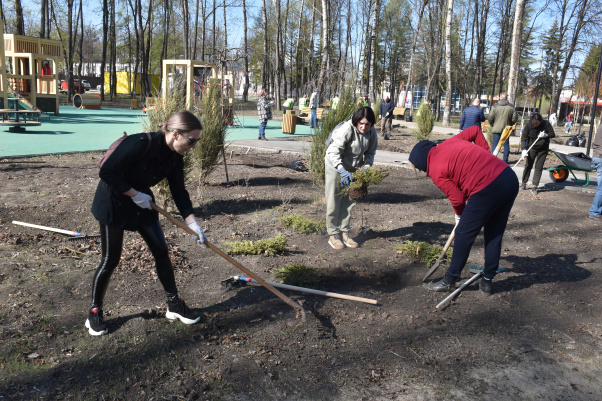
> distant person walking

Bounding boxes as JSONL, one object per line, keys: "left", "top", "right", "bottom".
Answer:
{"left": 257, "top": 89, "right": 272, "bottom": 140}
{"left": 519, "top": 112, "right": 555, "bottom": 194}
{"left": 379, "top": 96, "right": 395, "bottom": 137}
{"left": 488, "top": 92, "right": 518, "bottom": 163}
{"left": 459, "top": 98, "right": 486, "bottom": 131}
{"left": 309, "top": 88, "right": 320, "bottom": 128}
{"left": 565, "top": 112, "right": 574, "bottom": 134}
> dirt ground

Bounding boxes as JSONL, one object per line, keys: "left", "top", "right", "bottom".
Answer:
{"left": 1, "top": 124, "right": 601, "bottom": 401}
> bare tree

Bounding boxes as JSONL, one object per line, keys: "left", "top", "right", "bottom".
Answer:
{"left": 15, "top": 0, "right": 24, "bottom": 35}
{"left": 317, "top": 0, "right": 330, "bottom": 91}
{"left": 404, "top": 0, "right": 429, "bottom": 116}
{"left": 242, "top": 0, "right": 249, "bottom": 101}
{"left": 442, "top": 0, "right": 454, "bottom": 126}
{"left": 369, "top": 0, "right": 380, "bottom": 101}
{"left": 261, "top": 0, "right": 268, "bottom": 91}
{"left": 472, "top": 0, "right": 490, "bottom": 98}
{"left": 274, "top": 0, "right": 282, "bottom": 109}
{"left": 507, "top": 0, "right": 526, "bottom": 104}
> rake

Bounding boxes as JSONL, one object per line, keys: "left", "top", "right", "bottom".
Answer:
{"left": 12, "top": 221, "right": 100, "bottom": 242}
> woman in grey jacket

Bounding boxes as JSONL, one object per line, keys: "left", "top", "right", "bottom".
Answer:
{"left": 324, "top": 107, "right": 378, "bottom": 249}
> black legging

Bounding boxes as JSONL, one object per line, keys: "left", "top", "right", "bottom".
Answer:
{"left": 91, "top": 221, "right": 178, "bottom": 308}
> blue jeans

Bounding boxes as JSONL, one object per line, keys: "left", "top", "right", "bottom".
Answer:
{"left": 566, "top": 121, "right": 573, "bottom": 133}
{"left": 310, "top": 108, "right": 317, "bottom": 128}
{"left": 492, "top": 133, "right": 510, "bottom": 163}
{"left": 258, "top": 121, "right": 267, "bottom": 138}
{"left": 589, "top": 157, "right": 602, "bottom": 217}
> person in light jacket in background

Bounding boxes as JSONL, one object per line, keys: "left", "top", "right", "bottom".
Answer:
{"left": 257, "top": 89, "right": 272, "bottom": 140}
{"left": 408, "top": 126, "right": 519, "bottom": 296}
{"left": 309, "top": 88, "right": 320, "bottom": 128}
{"left": 324, "top": 107, "right": 378, "bottom": 250}
{"left": 519, "top": 112, "right": 555, "bottom": 194}
{"left": 460, "top": 98, "right": 486, "bottom": 131}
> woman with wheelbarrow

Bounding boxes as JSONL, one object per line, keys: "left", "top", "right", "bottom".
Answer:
{"left": 87, "top": 110, "right": 207, "bottom": 336}
{"left": 520, "top": 112, "right": 555, "bottom": 195}
{"left": 408, "top": 126, "right": 519, "bottom": 296}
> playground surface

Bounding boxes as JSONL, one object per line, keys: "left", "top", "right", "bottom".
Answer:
{"left": 0, "top": 106, "right": 311, "bottom": 157}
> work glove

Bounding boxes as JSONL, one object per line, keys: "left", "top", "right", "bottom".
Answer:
{"left": 522, "top": 150, "right": 528, "bottom": 158}
{"left": 379, "top": 115, "right": 382, "bottom": 119}
{"left": 362, "top": 164, "right": 371, "bottom": 171}
{"left": 454, "top": 214, "right": 461, "bottom": 225}
{"left": 131, "top": 191, "right": 152, "bottom": 210}
{"left": 338, "top": 166, "right": 353, "bottom": 187}
{"left": 187, "top": 220, "right": 207, "bottom": 244}
{"left": 385, "top": 112, "right": 390, "bottom": 117}
{"left": 538, "top": 132, "right": 548, "bottom": 138}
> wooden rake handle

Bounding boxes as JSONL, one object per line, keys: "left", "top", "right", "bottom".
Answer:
{"left": 422, "top": 225, "right": 456, "bottom": 283}
{"left": 150, "top": 202, "right": 305, "bottom": 317}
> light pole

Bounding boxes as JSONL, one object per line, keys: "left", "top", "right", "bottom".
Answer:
{"left": 366, "top": 35, "right": 376, "bottom": 96}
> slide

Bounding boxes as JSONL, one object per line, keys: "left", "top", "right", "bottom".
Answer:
{"left": 5, "top": 83, "right": 41, "bottom": 112}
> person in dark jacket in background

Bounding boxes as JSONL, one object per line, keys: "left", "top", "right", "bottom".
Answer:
{"left": 519, "top": 112, "right": 556, "bottom": 194}
{"left": 408, "top": 126, "right": 519, "bottom": 296}
{"left": 379, "top": 96, "right": 395, "bottom": 137}
{"left": 87, "top": 110, "right": 206, "bottom": 336}
{"left": 488, "top": 92, "right": 518, "bottom": 163}
{"left": 459, "top": 98, "right": 486, "bottom": 131}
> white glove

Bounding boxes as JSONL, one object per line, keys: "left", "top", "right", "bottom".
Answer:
{"left": 454, "top": 214, "right": 461, "bottom": 225}
{"left": 187, "top": 220, "right": 207, "bottom": 244}
{"left": 131, "top": 191, "right": 152, "bottom": 210}
{"left": 379, "top": 115, "right": 382, "bottom": 119}
{"left": 537, "top": 132, "right": 548, "bottom": 138}
{"left": 522, "top": 150, "right": 528, "bottom": 158}
{"left": 385, "top": 112, "right": 390, "bottom": 117}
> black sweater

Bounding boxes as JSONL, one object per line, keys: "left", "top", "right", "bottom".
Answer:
{"left": 91, "top": 131, "right": 194, "bottom": 230}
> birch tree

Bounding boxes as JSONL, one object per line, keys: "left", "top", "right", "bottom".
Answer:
{"left": 442, "top": 0, "right": 454, "bottom": 126}
{"left": 507, "top": 0, "right": 526, "bottom": 104}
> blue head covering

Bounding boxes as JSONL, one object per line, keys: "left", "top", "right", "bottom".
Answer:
{"left": 409, "top": 140, "right": 437, "bottom": 172}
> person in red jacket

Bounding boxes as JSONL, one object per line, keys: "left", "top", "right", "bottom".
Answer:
{"left": 408, "top": 126, "right": 519, "bottom": 295}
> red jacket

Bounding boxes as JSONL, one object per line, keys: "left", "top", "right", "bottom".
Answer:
{"left": 426, "top": 126, "right": 507, "bottom": 215}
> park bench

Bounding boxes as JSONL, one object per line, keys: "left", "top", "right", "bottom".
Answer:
{"left": 299, "top": 107, "right": 325, "bottom": 124}
{"left": 393, "top": 107, "right": 406, "bottom": 119}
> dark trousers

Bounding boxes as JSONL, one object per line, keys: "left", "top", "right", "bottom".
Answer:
{"left": 91, "top": 221, "right": 177, "bottom": 308}
{"left": 521, "top": 146, "right": 548, "bottom": 187}
{"left": 445, "top": 168, "right": 519, "bottom": 281}
{"left": 492, "top": 133, "right": 510, "bottom": 163}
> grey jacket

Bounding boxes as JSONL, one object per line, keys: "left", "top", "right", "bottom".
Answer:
{"left": 325, "top": 121, "right": 378, "bottom": 171}
{"left": 592, "top": 124, "right": 602, "bottom": 159}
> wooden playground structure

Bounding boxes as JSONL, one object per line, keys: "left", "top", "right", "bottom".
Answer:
{"left": 0, "top": 19, "right": 61, "bottom": 126}
{"left": 161, "top": 59, "right": 241, "bottom": 126}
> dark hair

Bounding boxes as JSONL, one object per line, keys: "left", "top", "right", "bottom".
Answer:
{"left": 159, "top": 110, "right": 202, "bottom": 134}
{"left": 530, "top": 112, "right": 543, "bottom": 123}
{"left": 351, "top": 106, "right": 376, "bottom": 126}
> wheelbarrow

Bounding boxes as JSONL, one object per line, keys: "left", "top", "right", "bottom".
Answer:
{"left": 547, "top": 150, "right": 596, "bottom": 186}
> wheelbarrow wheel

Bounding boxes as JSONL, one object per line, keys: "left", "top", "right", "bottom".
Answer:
{"left": 549, "top": 165, "right": 568, "bottom": 183}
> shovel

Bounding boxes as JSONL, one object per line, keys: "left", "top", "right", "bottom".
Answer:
{"left": 150, "top": 202, "right": 307, "bottom": 322}
{"left": 422, "top": 225, "right": 456, "bottom": 283}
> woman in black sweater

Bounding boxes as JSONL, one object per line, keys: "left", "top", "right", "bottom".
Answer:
{"left": 87, "top": 110, "right": 206, "bottom": 336}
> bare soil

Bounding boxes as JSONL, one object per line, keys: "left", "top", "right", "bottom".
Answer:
{"left": 0, "top": 125, "right": 601, "bottom": 401}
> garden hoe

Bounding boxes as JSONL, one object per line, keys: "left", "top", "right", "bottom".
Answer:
{"left": 12, "top": 220, "right": 100, "bottom": 242}
{"left": 150, "top": 202, "right": 307, "bottom": 323}
{"left": 221, "top": 275, "right": 379, "bottom": 305}
{"left": 422, "top": 225, "right": 456, "bottom": 283}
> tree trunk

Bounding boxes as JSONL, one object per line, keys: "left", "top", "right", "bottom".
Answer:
{"left": 294, "top": 0, "right": 305, "bottom": 96}
{"left": 222, "top": 0, "right": 227, "bottom": 48}
{"left": 317, "top": 0, "right": 329, "bottom": 90}
{"left": 193, "top": 0, "right": 199, "bottom": 59}
{"left": 442, "top": 0, "right": 454, "bottom": 126}
{"left": 261, "top": 0, "right": 268, "bottom": 92}
{"left": 182, "top": 0, "right": 189, "bottom": 58}
{"left": 110, "top": 0, "right": 117, "bottom": 99}
{"left": 100, "top": 0, "right": 109, "bottom": 100}
{"left": 15, "top": 0, "right": 25, "bottom": 35}
{"left": 507, "top": 0, "right": 525, "bottom": 104}
{"left": 77, "top": 0, "right": 83, "bottom": 85}
{"left": 242, "top": 0, "right": 249, "bottom": 101}
{"left": 369, "top": 0, "right": 380, "bottom": 102}
{"left": 473, "top": 0, "right": 490, "bottom": 98}
{"left": 274, "top": 0, "right": 281, "bottom": 109}
{"left": 404, "top": 0, "right": 429, "bottom": 116}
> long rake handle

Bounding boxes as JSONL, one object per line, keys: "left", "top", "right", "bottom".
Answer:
{"left": 436, "top": 272, "right": 481, "bottom": 309}
{"left": 239, "top": 277, "right": 378, "bottom": 305}
{"left": 422, "top": 225, "right": 456, "bottom": 283}
{"left": 150, "top": 203, "right": 305, "bottom": 315}
{"left": 12, "top": 220, "right": 83, "bottom": 236}
{"left": 511, "top": 137, "right": 541, "bottom": 169}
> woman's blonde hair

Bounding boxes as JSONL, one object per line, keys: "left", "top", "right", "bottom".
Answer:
{"left": 159, "top": 110, "right": 202, "bottom": 134}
